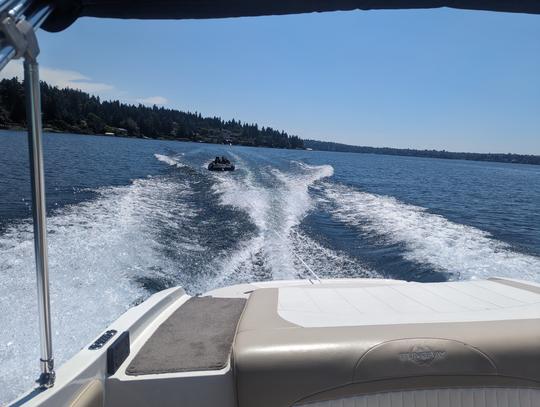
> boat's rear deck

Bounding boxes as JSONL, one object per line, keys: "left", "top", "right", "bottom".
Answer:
{"left": 126, "top": 297, "right": 245, "bottom": 375}
{"left": 233, "top": 279, "right": 540, "bottom": 406}
{"left": 17, "top": 278, "right": 540, "bottom": 407}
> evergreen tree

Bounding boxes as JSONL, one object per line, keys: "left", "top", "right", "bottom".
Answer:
{"left": 0, "top": 78, "right": 304, "bottom": 150}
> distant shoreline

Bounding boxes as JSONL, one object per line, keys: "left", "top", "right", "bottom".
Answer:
{"left": 304, "top": 139, "right": 540, "bottom": 166}
{"left": 2, "top": 78, "right": 538, "bottom": 166}
{"left": 2, "top": 127, "right": 538, "bottom": 166}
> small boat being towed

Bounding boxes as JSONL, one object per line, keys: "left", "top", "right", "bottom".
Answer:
{"left": 208, "top": 156, "right": 235, "bottom": 171}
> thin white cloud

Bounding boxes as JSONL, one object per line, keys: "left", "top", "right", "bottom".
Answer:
{"left": 136, "top": 96, "right": 168, "bottom": 106}
{"left": 1, "top": 61, "right": 170, "bottom": 108}
{"left": 1, "top": 60, "right": 115, "bottom": 93}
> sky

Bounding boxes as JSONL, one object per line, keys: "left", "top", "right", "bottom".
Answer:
{"left": 2, "top": 8, "right": 539, "bottom": 154}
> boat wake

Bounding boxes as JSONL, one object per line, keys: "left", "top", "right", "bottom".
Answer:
{"left": 322, "top": 183, "right": 540, "bottom": 281}
{"left": 0, "top": 174, "right": 198, "bottom": 403}
{"left": 154, "top": 153, "right": 187, "bottom": 168}
{"left": 208, "top": 160, "right": 374, "bottom": 285}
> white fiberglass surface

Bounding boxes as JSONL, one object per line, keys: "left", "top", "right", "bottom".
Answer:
{"left": 278, "top": 280, "right": 540, "bottom": 327}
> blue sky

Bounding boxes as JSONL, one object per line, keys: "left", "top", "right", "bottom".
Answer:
{"left": 3, "top": 8, "right": 540, "bottom": 154}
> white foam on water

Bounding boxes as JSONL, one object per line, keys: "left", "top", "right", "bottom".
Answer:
{"left": 288, "top": 229, "right": 377, "bottom": 279}
{"left": 154, "top": 153, "right": 187, "bottom": 168}
{"left": 204, "top": 229, "right": 376, "bottom": 291}
{"left": 271, "top": 162, "right": 334, "bottom": 232}
{"left": 204, "top": 234, "right": 267, "bottom": 290}
{"left": 0, "top": 175, "right": 197, "bottom": 404}
{"left": 210, "top": 161, "right": 372, "bottom": 280}
{"left": 324, "top": 183, "right": 540, "bottom": 281}
{"left": 212, "top": 168, "right": 270, "bottom": 231}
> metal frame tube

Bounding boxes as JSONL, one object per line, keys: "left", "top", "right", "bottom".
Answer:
{"left": 0, "top": 45, "right": 15, "bottom": 70}
{"left": 24, "top": 56, "right": 55, "bottom": 388}
{"left": 0, "top": 0, "right": 56, "bottom": 389}
{"left": 0, "top": 3, "right": 52, "bottom": 72}
{"left": 0, "top": 0, "right": 22, "bottom": 15}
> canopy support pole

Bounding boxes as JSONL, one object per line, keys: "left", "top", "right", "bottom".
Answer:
{"left": 0, "top": 1, "right": 57, "bottom": 389}
{"left": 24, "top": 55, "right": 55, "bottom": 388}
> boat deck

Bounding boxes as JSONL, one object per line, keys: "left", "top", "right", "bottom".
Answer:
{"left": 126, "top": 297, "right": 246, "bottom": 375}
{"left": 13, "top": 278, "right": 540, "bottom": 407}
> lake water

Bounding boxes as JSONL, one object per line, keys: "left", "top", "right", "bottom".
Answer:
{"left": 1, "top": 130, "right": 539, "bottom": 402}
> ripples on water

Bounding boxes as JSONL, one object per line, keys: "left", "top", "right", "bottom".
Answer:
{"left": 0, "top": 130, "right": 539, "bottom": 402}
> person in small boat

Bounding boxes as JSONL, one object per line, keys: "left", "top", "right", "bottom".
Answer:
{"left": 211, "top": 156, "right": 231, "bottom": 166}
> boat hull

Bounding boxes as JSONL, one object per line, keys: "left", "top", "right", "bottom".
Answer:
{"left": 207, "top": 163, "right": 235, "bottom": 171}
{"left": 12, "top": 278, "right": 540, "bottom": 407}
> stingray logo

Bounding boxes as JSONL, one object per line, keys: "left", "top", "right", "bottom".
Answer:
{"left": 399, "top": 345, "right": 447, "bottom": 366}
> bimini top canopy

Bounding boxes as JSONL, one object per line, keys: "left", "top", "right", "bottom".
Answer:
{"left": 42, "top": 0, "right": 540, "bottom": 32}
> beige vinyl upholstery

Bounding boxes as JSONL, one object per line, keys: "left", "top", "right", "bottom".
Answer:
{"left": 295, "top": 388, "right": 540, "bottom": 407}
{"left": 233, "top": 281, "right": 540, "bottom": 407}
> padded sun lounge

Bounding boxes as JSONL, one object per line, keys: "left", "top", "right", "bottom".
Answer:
{"left": 233, "top": 279, "right": 540, "bottom": 407}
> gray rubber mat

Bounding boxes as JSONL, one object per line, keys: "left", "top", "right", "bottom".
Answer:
{"left": 126, "top": 296, "right": 246, "bottom": 375}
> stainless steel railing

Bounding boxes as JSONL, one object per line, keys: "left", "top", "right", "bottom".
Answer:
{"left": 0, "top": 0, "right": 55, "bottom": 389}
{"left": 0, "top": 1, "right": 51, "bottom": 68}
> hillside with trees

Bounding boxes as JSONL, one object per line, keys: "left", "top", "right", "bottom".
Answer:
{"left": 304, "top": 140, "right": 540, "bottom": 165}
{"left": 0, "top": 78, "right": 538, "bottom": 165}
{"left": 0, "top": 78, "right": 304, "bottom": 149}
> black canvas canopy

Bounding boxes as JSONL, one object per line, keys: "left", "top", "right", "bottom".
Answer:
{"left": 42, "top": 0, "right": 540, "bottom": 32}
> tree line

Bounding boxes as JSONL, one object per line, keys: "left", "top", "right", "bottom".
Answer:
{"left": 1, "top": 77, "right": 537, "bottom": 166}
{"left": 0, "top": 78, "right": 305, "bottom": 149}
{"left": 304, "top": 140, "right": 540, "bottom": 166}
